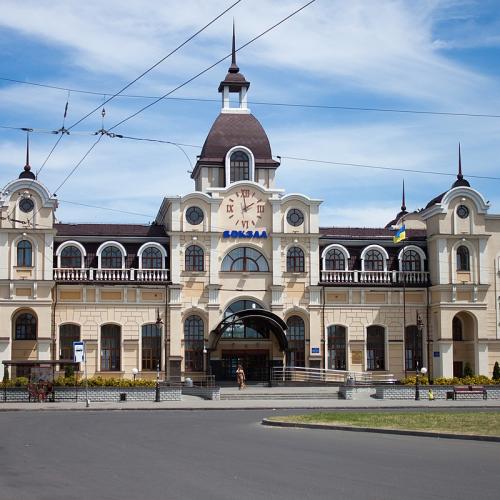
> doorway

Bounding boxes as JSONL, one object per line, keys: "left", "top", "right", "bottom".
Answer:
{"left": 221, "top": 350, "right": 269, "bottom": 382}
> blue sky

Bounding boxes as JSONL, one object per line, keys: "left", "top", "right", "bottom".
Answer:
{"left": 1, "top": 0, "right": 499, "bottom": 227}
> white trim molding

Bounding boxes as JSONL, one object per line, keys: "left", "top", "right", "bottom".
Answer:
{"left": 397, "top": 245, "right": 426, "bottom": 271}
{"left": 137, "top": 242, "right": 167, "bottom": 269}
{"left": 361, "top": 245, "right": 389, "bottom": 271}
{"left": 321, "top": 244, "right": 350, "bottom": 271}
{"left": 96, "top": 241, "right": 127, "bottom": 269}
{"left": 55, "top": 240, "right": 87, "bottom": 268}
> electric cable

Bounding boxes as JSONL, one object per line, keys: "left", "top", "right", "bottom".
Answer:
{"left": 106, "top": 0, "right": 318, "bottom": 131}
{"left": 66, "top": 0, "right": 243, "bottom": 130}
{"left": 3, "top": 77, "right": 500, "bottom": 119}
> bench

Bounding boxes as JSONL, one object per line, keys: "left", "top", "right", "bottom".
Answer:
{"left": 453, "top": 385, "right": 487, "bottom": 400}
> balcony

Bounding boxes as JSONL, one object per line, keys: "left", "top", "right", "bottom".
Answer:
{"left": 320, "top": 270, "right": 429, "bottom": 286}
{"left": 54, "top": 268, "right": 170, "bottom": 283}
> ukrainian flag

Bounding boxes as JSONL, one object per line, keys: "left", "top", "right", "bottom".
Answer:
{"left": 393, "top": 225, "right": 406, "bottom": 243}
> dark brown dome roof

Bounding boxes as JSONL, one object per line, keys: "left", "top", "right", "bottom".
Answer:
{"left": 192, "top": 113, "right": 279, "bottom": 177}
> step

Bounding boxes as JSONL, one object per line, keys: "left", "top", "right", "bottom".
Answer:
{"left": 221, "top": 392, "right": 341, "bottom": 400}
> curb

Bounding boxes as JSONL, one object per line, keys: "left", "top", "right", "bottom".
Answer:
{"left": 1, "top": 404, "right": 499, "bottom": 412}
{"left": 261, "top": 418, "right": 500, "bottom": 442}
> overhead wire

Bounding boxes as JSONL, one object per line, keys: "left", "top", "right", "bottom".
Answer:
{"left": 3, "top": 77, "right": 500, "bottom": 120}
{"left": 66, "top": 0, "right": 244, "bottom": 131}
{"left": 106, "top": 0, "right": 318, "bottom": 131}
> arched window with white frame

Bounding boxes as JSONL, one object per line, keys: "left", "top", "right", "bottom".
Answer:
{"left": 138, "top": 243, "right": 166, "bottom": 269}
{"left": 97, "top": 242, "right": 126, "bottom": 269}
{"left": 225, "top": 146, "right": 254, "bottom": 185}
{"left": 398, "top": 245, "right": 426, "bottom": 272}
{"left": 361, "top": 245, "right": 388, "bottom": 272}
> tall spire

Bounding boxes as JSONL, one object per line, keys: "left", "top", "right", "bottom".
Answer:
{"left": 229, "top": 19, "right": 239, "bottom": 73}
{"left": 19, "top": 131, "right": 35, "bottom": 180}
{"left": 401, "top": 179, "right": 407, "bottom": 212}
{"left": 457, "top": 142, "right": 463, "bottom": 181}
{"left": 452, "top": 142, "right": 470, "bottom": 188}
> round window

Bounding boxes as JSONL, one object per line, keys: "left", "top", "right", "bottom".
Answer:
{"left": 287, "top": 208, "right": 304, "bottom": 227}
{"left": 186, "top": 206, "right": 204, "bottom": 225}
{"left": 19, "top": 198, "right": 34, "bottom": 213}
{"left": 457, "top": 205, "right": 469, "bottom": 219}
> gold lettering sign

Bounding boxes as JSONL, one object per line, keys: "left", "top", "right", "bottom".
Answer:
{"left": 351, "top": 351, "right": 363, "bottom": 364}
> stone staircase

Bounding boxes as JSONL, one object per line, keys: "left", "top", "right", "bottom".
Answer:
{"left": 220, "top": 386, "right": 341, "bottom": 400}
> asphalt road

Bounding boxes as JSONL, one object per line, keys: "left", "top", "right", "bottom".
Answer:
{"left": 0, "top": 410, "right": 498, "bottom": 500}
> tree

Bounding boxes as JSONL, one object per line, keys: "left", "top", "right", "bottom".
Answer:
{"left": 493, "top": 361, "right": 500, "bottom": 381}
{"left": 463, "top": 362, "right": 474, "bottom": 377}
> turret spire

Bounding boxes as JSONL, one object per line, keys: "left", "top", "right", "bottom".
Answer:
{"left": 457, "top": 142, "right": 463, "bottom": 181}
{"left": 19, "top": 131, "right": 35, "bottom": 180}
{"left": 401, "top": 179, "right": 407, "bottom": 213}
{"left": 451, "top": 142, "right": 470, "bottom": 188}
{"left": 229, "top": 20, "right": 239, "bottom": 73}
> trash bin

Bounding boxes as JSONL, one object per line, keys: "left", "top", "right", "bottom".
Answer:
{"left": 119, "top": 393, "right": 127, "bottom": 402}
{"left": 446, "top": 391, "right": 454, "bottom": 400}
{"left": 185, "top": 378, "right": 193, "bottom": 388}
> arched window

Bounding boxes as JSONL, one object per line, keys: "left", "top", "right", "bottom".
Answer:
{"left": 327, "top": 325, "right": 346, "bottom": 370}
{"left": 287, "top": 247, "right": 305, "bottom": 272}
{"left": 101, "top": 324, "right": 121, "bottom": 371}
{"left": 367, "top": 325, "right": 385, "bottom": 371}
{"left": 452, "top": 316, "right": 463, "bottom": 341}
{"left": 221, "top": 247, "right": 269, "bottom": 272}
{"left": 402, "top": 249, "right": 421, "bottom": 272}
{"left": 457, "top": 246, "right": 470, "bottom": 271}
{"left": 59, "top": 324, "right": 80, "bottom": 360}
{"left": 185, "top": 245, "right": 204, "bottom": 272}
{"left": 17, "top": 240, "right": 32, "bottom": 267}
{"left": 142, "top": 324, "right": 161, "bottom": 370}
{"left": 405, "top": 325, "right": 422, "bottom": 371}
{"left": 184, "top": 315, "right": 204, "bottom": 372}
{"left": 101, "top": 246, "right": 123, "bottom": 269}
{"left": 142, "top": 247, "right": 163, "bottom": 269}
{"left": 222, "top": 300, "right": 265, "bottom": 339}
{"left": 14, "top": 312, "right": 37, "bottom": 340}
{"left": 230, "top": 151, "right": 250, "bottom": 183}
{"left": 60, "top": 246, "right": 83, "bottom": 268}
{"left": 364, "top": 249, "right": 384, "bottom": 271}
{"left": 325, "top": 248, "right": 346, "bottom": 271}
{"left": 286, "top": 316, "right": 305, "bottom": 367}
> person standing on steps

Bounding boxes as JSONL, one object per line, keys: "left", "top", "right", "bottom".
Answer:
{"left": 236, "top": 364, "right": 246, "bottom": 390}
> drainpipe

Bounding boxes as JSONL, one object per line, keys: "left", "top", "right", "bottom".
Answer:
{"left": 495, "top": 257, "right": 499, "bottom": 340}
{"left": 426, "top": 287, "right": 432, "bottom": 384}
{"left": 164, "top": 283, "right": 169, "bottom": 380}
{"left": 322, "top": 285, "right": 326, "bottom": 369}
{"left": 51, "top": 282, "right": 58, "bottom": 361}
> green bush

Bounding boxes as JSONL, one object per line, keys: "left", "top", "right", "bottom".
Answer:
{"left": 401, "top": 375, "right": 498, "bottom": 386}
{"left": 14, "top": 377, "right": 29, "bottom": 387}
{"left": 493, "top": 361, "right": 500, "bottom": 381}
{"left": 463, "top": 362, "right": 474, "bottom": 377}
{"left": 64, "top": 365, "right": 75, "bottom": 378}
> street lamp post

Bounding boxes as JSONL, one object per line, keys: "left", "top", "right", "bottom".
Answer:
{"left": 132, "top": 367, "right": 138, "bottom": 382}
{"left": 155, "top": 361, "right": 161, "bottom": 403}
{"left": 415, "top": 363, "right": 428, "bottom": 400}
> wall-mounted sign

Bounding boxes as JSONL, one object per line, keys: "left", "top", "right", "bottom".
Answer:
{"left": 311, "top": 347, "right": 320, "bottom": 354}
{"left": 223, "top": 230, "right": 268, "bottom": 239}
{"left": 433, "top": 351, "right": 440, "bottom": 358}
{"left": 73, "top": 341, "right": 85, "bottom": 363}
{"left": 351, "top": 351, "right": 363, "bottom": 364}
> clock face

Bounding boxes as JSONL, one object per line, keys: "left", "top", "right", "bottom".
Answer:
{"left": 224, "top": 188, "right": 266, "bottom": 229}
{"left": 19, "top": 197, "right": 34, "bottom": 213}
{"left": 457, "top": 205, "right": 469, "bottom": 219}
{"left": 186, "top": 206, "right": 204, "bottom": 225}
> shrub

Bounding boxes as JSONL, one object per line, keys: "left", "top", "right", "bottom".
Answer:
{"left": 493, "top": 361, "right": 500, "bottom": 381}
{"left": 463, "top": 362, "right": 474, "bottom": 377}
{"left": 14, "top": 377, "right": 29, "bottom": 387}
{"left": 64, "top": 365, "right": 75, "bottom": 378}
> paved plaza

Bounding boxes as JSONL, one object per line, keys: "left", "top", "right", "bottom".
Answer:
{"left": 0, "top": 409, "right": 498, "bottom": 500}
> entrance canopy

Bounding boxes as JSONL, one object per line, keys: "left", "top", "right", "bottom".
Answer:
{"left": 209, "top": 309, "right": 288, "bottom": 351}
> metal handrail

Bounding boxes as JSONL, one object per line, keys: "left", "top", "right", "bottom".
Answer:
{"left": 271, "top": 366, "right": 396, "bottom": 385}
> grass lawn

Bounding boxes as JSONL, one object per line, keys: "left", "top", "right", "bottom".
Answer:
{"left": 269, "top": 412, "right": 500, "bottom": 436}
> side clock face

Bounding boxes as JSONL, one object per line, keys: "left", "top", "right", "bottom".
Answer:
{"left": 224, "top": 188, "right": 266, "bottom": 229}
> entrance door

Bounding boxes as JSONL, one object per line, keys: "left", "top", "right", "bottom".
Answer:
{"left": 221, "top": 351, "right": 269, "bottom": 382}
{"left": 453, "top": 361, "right": 463, "bottom": 378}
